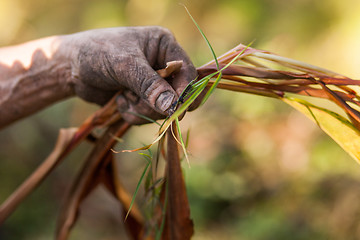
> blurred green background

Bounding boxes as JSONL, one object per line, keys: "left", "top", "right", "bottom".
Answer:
{"left": 2, "top": 0, "right": 360, "bottom": 239}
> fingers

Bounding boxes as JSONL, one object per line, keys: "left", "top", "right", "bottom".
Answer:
{"left": 74, "top": 26, "right": 201, "bottom": 121}
{"left": 123, "top": 57, "right": 178, "bottom": 116}
{"left": 163, "top": 49, "right": 201, "bottom": 112}
{"left": 158, "top": 31, "right": 197, "bottom": 93}
{"left": 154, "top": 29, "right": 200, "bottom": 110}
{"left": 74, "top": 81, "right": 117, "bottom": 105}
{"left": 116, "top": 90, "right": 165, "bottom": 125}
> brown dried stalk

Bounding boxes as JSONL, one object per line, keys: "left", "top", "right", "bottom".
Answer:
{"left": 0, "top": 93, "right": 122, "bottom": 225}
{"left": 160, "top": 123, "right": 194, "bottom": 240}
{"left": 0, "top": 60, "right": 192, "bottom": 240}
{"left": 197, "top": 44, "right": 360, "bottom": 132}
{"left": 56, "top": 120, "right": 131, "bottom": 240}
{"left": 2, "top": 42, "right": 360, "bottom": 240}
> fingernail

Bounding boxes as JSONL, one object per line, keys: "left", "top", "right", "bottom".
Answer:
{"left": 116, "top": 95, "right": 129, "bottom": 112}
{"left": 155, "top": 91, "right": 175, "bottom": 113}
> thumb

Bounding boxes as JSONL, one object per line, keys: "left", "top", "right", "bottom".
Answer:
{"left": 124, "top": 58, "right": 178, "bottom": 115}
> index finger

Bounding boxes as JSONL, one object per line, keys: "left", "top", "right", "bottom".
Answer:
{"left": 157, "top": 33, "right": 198, "bottom": 96}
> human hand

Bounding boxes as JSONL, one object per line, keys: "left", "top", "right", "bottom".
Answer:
{"left": 67, "top": 26, "right": 197, "bottom": 124}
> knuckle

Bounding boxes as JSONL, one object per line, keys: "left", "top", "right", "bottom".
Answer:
{"left": 160, "top": 27, "right": 173, "bottom": 37}
{"left": 151, "top": 26, "right": 172, "bottom": 36}
{"left": 139, "top": 73, "right": 159, "bottom": 98}
{"left": 150, "top": 26, "right": 175, "bottom": 45}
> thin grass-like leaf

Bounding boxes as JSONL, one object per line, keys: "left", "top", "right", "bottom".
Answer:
{"left": 185, "top": 129, "right": 191, "bottom": 149}
{"left": 200, "top": 42, "right": 253, "bottom": 105}
{"left": 124, "top": 153, "right": 152, "bottom": 221}
{"left": 175, "top": 117, "right": 190, "bottom": 167}
{"left": 251, "top": 51, "right": 341, "bottom": 76}
{"left": 182, "top": 4, "right": 219, "bottom": 70}
{"left": 286, "top": 97, "right": 357, "bottom": 131}
{"left": 155, "top": 180, "right": 168, "bottom": 240}
{"left": 122, "top": 125, "right": 169, "bottom": 153}
{"left": 200, "top": 72, "right": 222, "bottom": 106}
{"left": 125, "top": 111, "right": 161, "bottom": 126}
{"left": 160, "top": 73, "right": 216, "bottom": 133}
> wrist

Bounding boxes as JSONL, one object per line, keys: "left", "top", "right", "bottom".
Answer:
{"left": 52, "top": 34, "right": 78, "bottom": 98}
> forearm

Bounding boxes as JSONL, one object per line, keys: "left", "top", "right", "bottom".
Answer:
{"left": 0, "top": 36, "right": 74, "bottom": 129}
{"left": 0, "top": 27, "right": 198, "bottom": 127}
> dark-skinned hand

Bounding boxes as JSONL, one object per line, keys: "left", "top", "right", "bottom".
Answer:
{"left": 69, "top": 26, "right": 198, "bottom": 124}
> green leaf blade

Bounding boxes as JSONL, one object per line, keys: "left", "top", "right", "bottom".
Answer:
{"left": 182, "top": 4, "right": 219, "bottom": 70}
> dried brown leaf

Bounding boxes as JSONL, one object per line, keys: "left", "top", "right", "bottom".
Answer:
{"left": 102, "top": 159, "right": 146, "bottom": 240}
{"left": 160, "top": 123, "right": 193, "bottom": 240}
{"left": 0, "top": 128, "right": 78, "bottom": 224}
{"left": 56, "top": 120, "right": 130, "bottom": 240}
{"left": 157, "top": 61, "right": 183, "bottom": 78}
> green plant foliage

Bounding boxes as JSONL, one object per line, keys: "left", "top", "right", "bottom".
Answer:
{"left": 3, "top": 1, "right": 360, "bottom": 240}
{"left": 124, "top": 150, "right": 152, "bottom": 221}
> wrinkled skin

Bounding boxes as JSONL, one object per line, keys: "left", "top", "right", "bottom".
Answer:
{"left": 69, "top": 26, "right": 198, "bottom": 124}
{"left": 0, "top": 26, "right": 197, "bottom": 128}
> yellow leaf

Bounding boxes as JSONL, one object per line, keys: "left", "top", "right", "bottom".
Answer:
{"left": 283, "top": 98, "right": 360, "bottom": 163}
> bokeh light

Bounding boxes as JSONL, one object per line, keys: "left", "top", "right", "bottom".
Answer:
{"left": 2, "top": 0, "right": 360, "bottom": 239}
